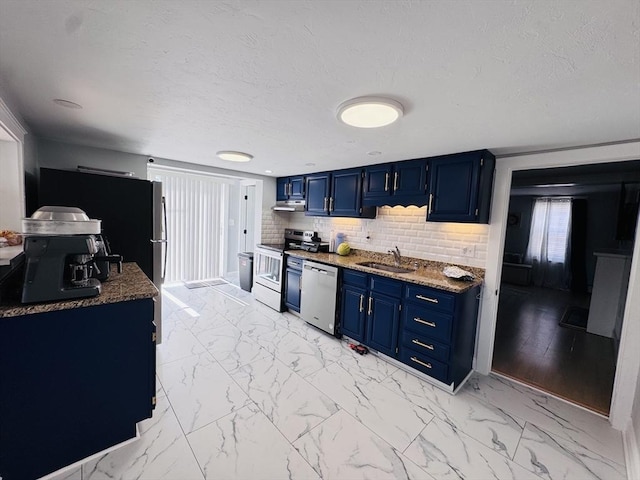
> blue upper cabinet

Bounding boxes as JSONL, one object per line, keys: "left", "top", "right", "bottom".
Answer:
{"left": 276, "top": 178, "right": 289, "bottom": 201}
{"left": 427, "top": 150, "right": 495, "bottom": 223}
{"left": 276, "top": 175, "right": 306, "bottom": 201}
{"left": 363, "top": 159, "right": 428, "bottom": 207}
{"left": 362, "top": 164, "right": 392, "bottom": 200}
{"left": 305, "top": 172, "right": 331, "bottom": 216}
{"left": 305, "top": 169, "right": 376, "bottom": 218}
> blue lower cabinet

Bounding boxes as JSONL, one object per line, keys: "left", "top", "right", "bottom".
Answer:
{"left": 285, "top": 267, "right": 302, "bottom": 312}
{"left": 365, "top": 291, "right": 400, "bottom": 358}
{"left": 398, "top": 347, "right": 449, "bottom": 384}
{"left": 0, "top": 299, "right": 156, "bottom": 480}
{"left": 340, "top": 284, "right": 367, "bottom": 342}
{"left": 400, "top": 329, "right": 450, "bottom": 363}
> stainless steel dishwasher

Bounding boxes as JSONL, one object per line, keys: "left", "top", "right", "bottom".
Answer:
{"left": 300, "top": 260, "right": 338, "bottom": 335}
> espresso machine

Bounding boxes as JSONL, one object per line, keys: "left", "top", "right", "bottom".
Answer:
{"left": 20, "top": 206, "right": 122, "bottom": 304}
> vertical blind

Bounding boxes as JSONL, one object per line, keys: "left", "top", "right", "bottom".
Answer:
{"left": 148, "top": 166, "right": 228, "bottom": 284}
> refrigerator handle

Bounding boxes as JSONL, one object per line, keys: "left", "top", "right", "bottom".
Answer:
{"left": 162, "top": 196, "right": 168, "bottom": 281}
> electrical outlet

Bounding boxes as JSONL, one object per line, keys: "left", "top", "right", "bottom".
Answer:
{"left": 461, "top": 245, "right": 476, "bottom": 257}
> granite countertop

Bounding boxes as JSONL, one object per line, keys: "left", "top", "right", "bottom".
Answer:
{"left": 286, "top": 249, "right": 483, "bottom": 293}
{"left": 0, "top": 262, "right": 158, "bottom": 318}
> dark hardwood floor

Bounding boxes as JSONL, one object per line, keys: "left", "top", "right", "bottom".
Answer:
{"left": 492, "top": 283, "right": 617, "bottom": 416}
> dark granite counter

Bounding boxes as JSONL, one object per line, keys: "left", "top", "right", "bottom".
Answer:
{"left": 0, "top": 262, "right": 158, "bottom": 318}
{"left": 285, "top": 249, "right": 483, "bottom": 293}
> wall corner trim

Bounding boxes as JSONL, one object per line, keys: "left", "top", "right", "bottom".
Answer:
{"left": 624, "top": 419, "right": 640, "bottom": 480}
{"left": 0, "top": 96, "right": 27, "bottom": 140}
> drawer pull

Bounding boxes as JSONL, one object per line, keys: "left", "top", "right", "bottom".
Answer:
{"left": 416, "top": 294, "right": 438, "bottom": 304}
{"left": 410, "top": 356, "right": 432, "bottom": 369}
{"left": 414, "top": 317, "right": 436, "bottom": 328}
{"left": 359, "top": 294, "right": 364, "bottom": 313}
{"left": 412, "top": 339, "right": 434, "bottom": 350}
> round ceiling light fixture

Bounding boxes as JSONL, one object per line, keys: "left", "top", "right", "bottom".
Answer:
{"left": 216, "top": 151, "right": 253, "bottom": 162}
{"left": 53, "top": 98, "right": 83, "bottom": 109}
{"left": 337, "top": 96, "right": 403, "bottom": 128}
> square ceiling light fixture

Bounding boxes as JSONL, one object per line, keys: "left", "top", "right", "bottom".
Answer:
{"left": 216, "top": 151, "right": 253, "bottom": 162}
{"left": 337, "top": 96, "right": 403, "bottom": 128}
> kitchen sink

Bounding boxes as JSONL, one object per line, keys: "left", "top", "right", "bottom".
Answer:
{"left": 356, "top": 261, "right": 414, "bottom": 274}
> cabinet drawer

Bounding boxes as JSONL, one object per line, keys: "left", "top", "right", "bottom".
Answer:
{"left": 400, "top": 330, "right": 450, "bottom": 363}
{"left": 286, "top": 256, "right": 304, "bottom": 270}
{"left": 369, "top": 275, "right": 403, "bottom": 297}
{"left": 403, "top": 302, "right": 453, "bottom": 343}
{"left": 405, "top": 284, "right": 455, "bottom": 312}
{"left": 399, "top": 347, "right": 449, "bottom": 384}
{"left": 343, "top": 269, "right": 368, "bottom": 288}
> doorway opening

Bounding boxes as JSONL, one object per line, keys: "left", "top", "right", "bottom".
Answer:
{"left": 492, "top": 160, "right": 640, "bottom": 415}
{"left": 147, "top": 165, "right": 259, "bottom": 286}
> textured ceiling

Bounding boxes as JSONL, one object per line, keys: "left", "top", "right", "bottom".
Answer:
{"left": 0, "top": 0, "right": 639, "bottom": 177}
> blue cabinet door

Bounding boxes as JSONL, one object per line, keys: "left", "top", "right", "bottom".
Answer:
{"left": 276, "top": 177, "right": 289, "bottom": 201}
{"left": 427, "top": 152, "right": 481, "bottom": 222}
{"left": 363, "top": 164, "right": 392, "bottom": 200}
{"left": 305, "top": 173, "right": 331, "bottom": 216}
{"left": 331, "top": 168, "right": 362, "bottom": 217}
{"left": 394, "top": 158, "right": 428, "bottom": 197}
{"left": 340, "top": 284, "right": 367, "bottom": 342}
{"left": 285, "top": 267, "right": 302, "bottom": 312}
{"left": 289, "top": 175, "right": 306, "bottom": 200}
{"left": 365, "top": 291, "right": 400, "bottom": 357}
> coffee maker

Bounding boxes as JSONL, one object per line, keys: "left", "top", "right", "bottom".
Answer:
{"left": 21, "top": 235, "right": 103, "bottom": 303}
{"left": 20, "top": 206, "right": 120, "bottom": 304}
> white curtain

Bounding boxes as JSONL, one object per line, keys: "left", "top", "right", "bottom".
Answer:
{"left": 148, "top": 166, "right": 229, "bottom": 284}
{"left": 525, "top": 197, "right": 572, "bottom": 289}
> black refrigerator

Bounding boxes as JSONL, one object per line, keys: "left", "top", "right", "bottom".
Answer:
{"left": 39, "top": 167, "right": 167, "bottom": 340}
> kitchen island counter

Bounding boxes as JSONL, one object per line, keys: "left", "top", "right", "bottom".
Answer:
{"left": 285, "top": 249, "right": 483, "bottom": 293}
{"left": 0, "top": 262, "right": 158, "bottom": 318}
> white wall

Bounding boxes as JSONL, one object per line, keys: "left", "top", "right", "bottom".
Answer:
{"left": 477, "top": 141, "right": 640, "bottom": 431}
{"left": 36, "top": 138, "right": 276, "bottom": 206}
{"left": 0, "top": 90, "right": 27, "bottom": 230}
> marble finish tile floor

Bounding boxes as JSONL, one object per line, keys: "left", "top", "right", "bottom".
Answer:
{"left": 58, "top": 283, "right": 626, "bottom": 480}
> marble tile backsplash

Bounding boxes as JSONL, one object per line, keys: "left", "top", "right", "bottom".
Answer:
{"left": 266, "top": 206, "right": 489, "bottom": 268}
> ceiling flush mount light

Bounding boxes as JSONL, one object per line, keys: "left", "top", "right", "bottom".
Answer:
{"left": 337, "top": 96, "right": 403, "bottom": 128}
{"left": 53, "top": 98, "right": 83, "bottom": 109}
{"left": 264, "top": 169, "right": 273, "bottom": 174}
{"left": 216, "top": 151, "right": 253, "bottom": 162}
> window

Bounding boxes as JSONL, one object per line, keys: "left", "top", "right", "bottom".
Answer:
{"left": 526, "top": 198, "right": 572, "bottom": 264}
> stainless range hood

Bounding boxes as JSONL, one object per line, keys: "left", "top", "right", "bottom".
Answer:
{"left": 272, "top": 200, "right": 306, "bottom": 212}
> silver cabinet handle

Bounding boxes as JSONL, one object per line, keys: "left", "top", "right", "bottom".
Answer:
{"left": 412, "top": 339, "right": 434, "bottom": 350}
{"left": 329, "top": 197, "right": 334, "bottom": 212}
{"left": 414, "top": 317, "right": 436, "bottom": 328}
{"left": 323, "top": 197, "right": 328, "bottom": 211}
{"left": 394, "top": 171, "right": 399, "bottom": 191}
{"left": 428, "top": 193, "right": 433, "bottom": 216}
{"left": 359, "top": 294, "right": 364, "bottom": 312}
{"left": 367, "top": 296, "right": 373, "bottom": 316}
{"left": 384, "top": 172, "right": 389, "bottom": 192}
{"left": 410, "top": 356, "right": 432, "bottom": 369}
{"left": 416, "top": 294, "right": 438, "bottom": 303}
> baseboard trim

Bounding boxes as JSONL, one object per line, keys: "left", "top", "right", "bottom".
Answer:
{"left": 624, "top": 420, "right": 640, "bottom": 480}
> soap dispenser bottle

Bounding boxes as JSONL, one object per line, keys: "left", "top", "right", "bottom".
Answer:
{"left": 329, "top": 229, "right": 335, "bottom": 253}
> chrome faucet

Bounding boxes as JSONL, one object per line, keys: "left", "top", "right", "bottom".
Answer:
{"left": 388, "top": 246, "right": 401, "bottom": 266}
